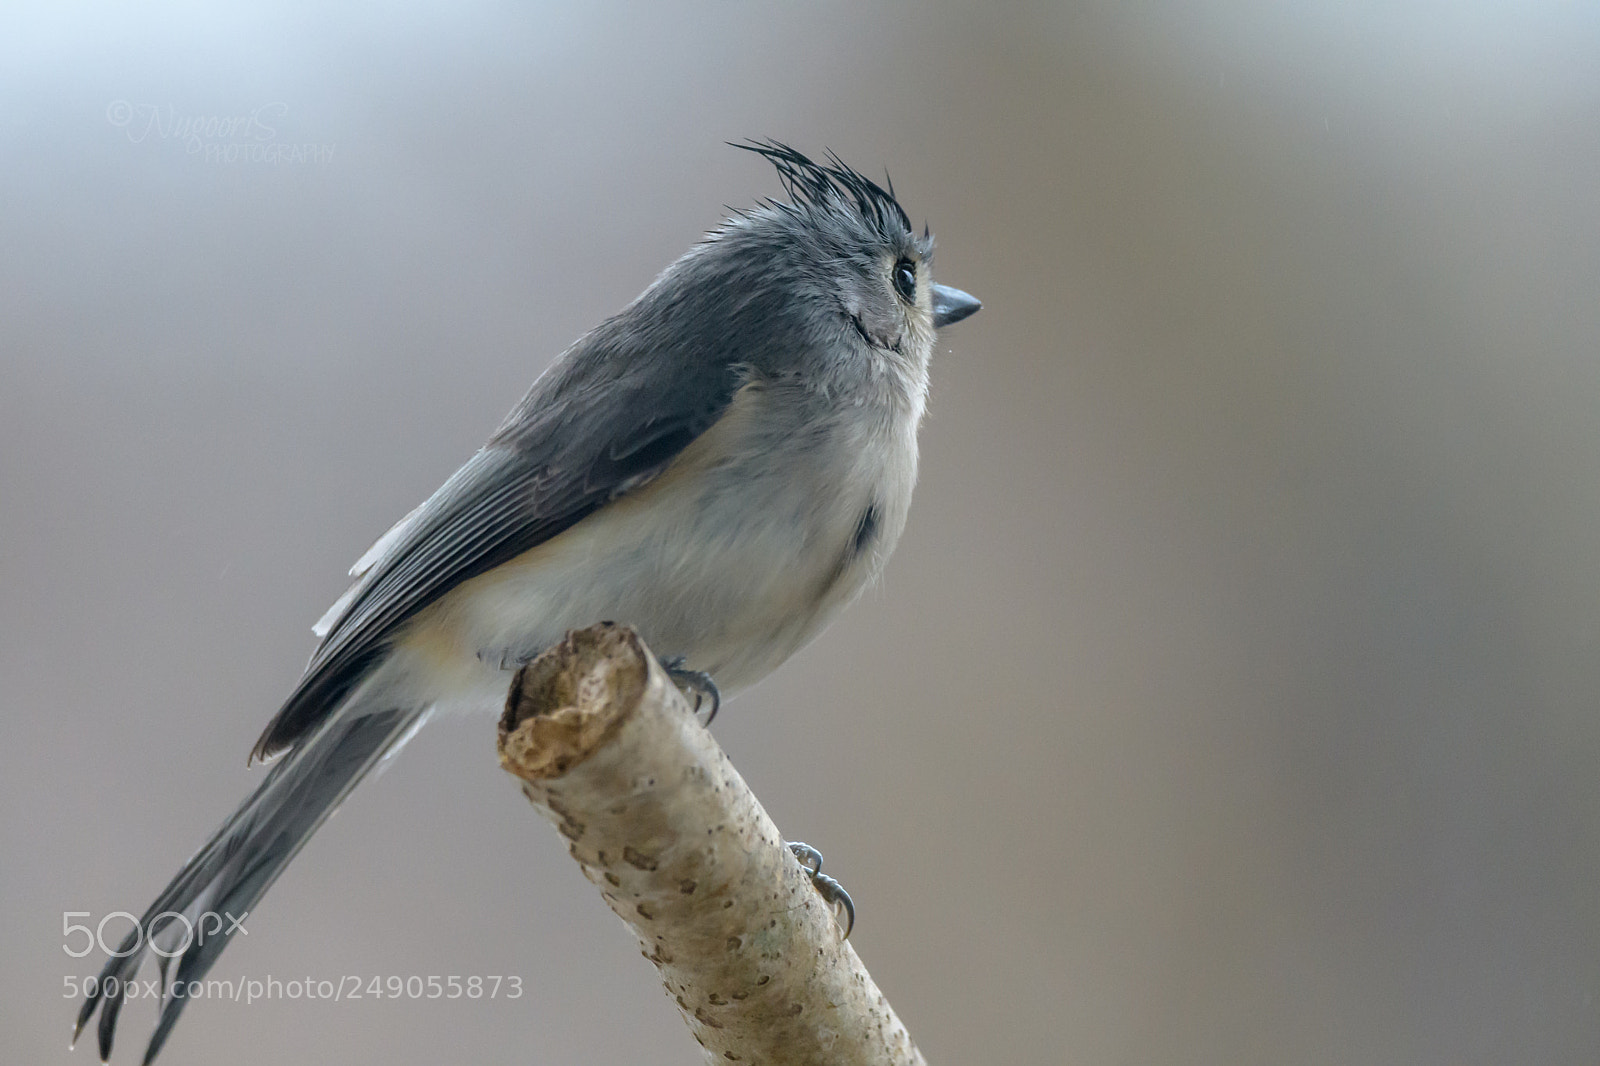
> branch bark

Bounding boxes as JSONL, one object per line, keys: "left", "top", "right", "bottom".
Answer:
{"left": 497, "top": 623, "right": 927, "bottom": 1066}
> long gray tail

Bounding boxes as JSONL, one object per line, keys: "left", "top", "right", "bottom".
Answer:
{"left": 75, "top": 703, "right": 421, "bottom": 1065}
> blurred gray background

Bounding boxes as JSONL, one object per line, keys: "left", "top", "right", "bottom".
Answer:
{"left": 5, "top": 2, "right": 1600, "bottom": 1063}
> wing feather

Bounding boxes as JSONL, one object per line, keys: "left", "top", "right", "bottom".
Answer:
{"left": 252, "top": 343, "right": 740, "bottom": 761}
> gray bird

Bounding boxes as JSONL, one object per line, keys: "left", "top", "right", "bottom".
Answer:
{"left": 76, "top": 141, "right": 981, "bottom": 1064}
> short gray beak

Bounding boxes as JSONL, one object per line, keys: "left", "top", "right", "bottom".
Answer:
{"left": 931, "top": 283, "right": 982, "bottom": 328}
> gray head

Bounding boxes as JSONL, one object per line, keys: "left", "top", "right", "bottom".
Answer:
{"left": 611, "top": 141, "right": 980, "bottom": 387}
{"left": 731, "top": 141, "right": 979, "bottom": 347}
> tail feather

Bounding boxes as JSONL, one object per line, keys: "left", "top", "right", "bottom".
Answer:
{"left": 77, "top": 705, "right": 419, "bottom": 1064}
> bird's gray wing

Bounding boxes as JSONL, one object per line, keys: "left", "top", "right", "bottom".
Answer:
{"left": 250, "top": 346, "right": 741, "bottom": 761}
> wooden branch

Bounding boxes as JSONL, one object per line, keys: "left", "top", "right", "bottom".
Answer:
{"left": 497, "top": 623, "right": 928, "bottom": 1066}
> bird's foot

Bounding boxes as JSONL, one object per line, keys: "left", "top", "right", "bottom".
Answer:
{"left": 661, "top": 657, "right": 720, "bottom": 725}
{"left": 788, "top": 841, "right": 855, "bottom": 938}
{"left": 479, "top": 647, "right": 537, "bottom": 671}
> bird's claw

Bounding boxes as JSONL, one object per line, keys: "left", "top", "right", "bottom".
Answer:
{"left": 787, "top": 841, "right": 855, "bottom": 938}
{"left": 479, "top": 647, "right": 535, "bottom": 671}
{"left": 661, "top": 658, "right": 720, "bottom": 725}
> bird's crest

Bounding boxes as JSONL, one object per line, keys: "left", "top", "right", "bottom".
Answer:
{"left": 734, "top": 139, "right": 913, "bottom": 243}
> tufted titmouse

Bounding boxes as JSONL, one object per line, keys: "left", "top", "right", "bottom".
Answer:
{"left": 76, "top": 141, "right": 980, "bottom": 1063}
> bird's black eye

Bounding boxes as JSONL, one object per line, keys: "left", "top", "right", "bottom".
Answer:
{"left": 892, "top": 257, "right": 917, "bottom": 303}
